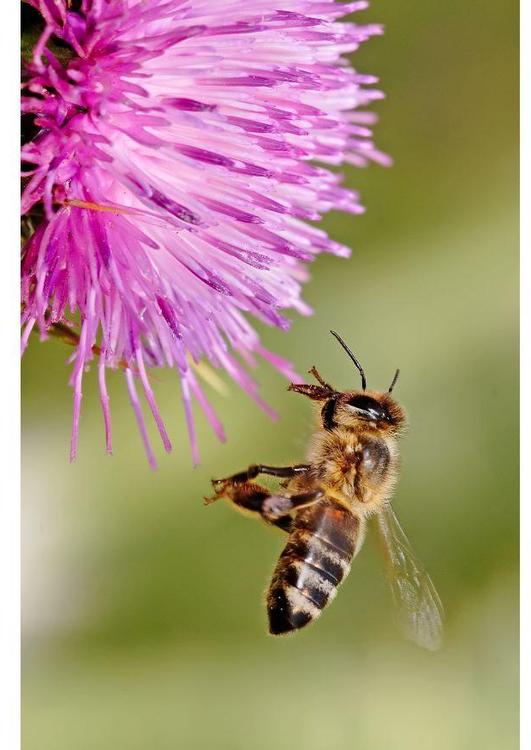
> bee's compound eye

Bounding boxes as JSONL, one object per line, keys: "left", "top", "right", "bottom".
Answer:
{"left": 347, "top": 395, "right": 387, "bottom": 421}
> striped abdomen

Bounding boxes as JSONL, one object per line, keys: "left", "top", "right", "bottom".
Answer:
{"left": 267, "top": 499, "right": 364, "bottom": 635}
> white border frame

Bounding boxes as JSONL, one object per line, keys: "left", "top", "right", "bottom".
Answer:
{"left": 1, "top": 4, "right": 21, "bottom": 750}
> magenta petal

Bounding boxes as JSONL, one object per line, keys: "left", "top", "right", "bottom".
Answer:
{"left": 181, "top": 377, "right": 200, "bottom": 467}
{"left": 98, "top": 358, "right": 113, "bottom": 455}
{"left": 125, "top": 369, "right": 157, "bottom": 471}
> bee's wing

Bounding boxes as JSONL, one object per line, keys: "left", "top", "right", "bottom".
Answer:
{"left": 374, "top": 505, "right": 444, "bottom": 651}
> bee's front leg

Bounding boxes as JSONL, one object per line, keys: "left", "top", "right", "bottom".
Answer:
{"left": 210, "top": 463, "right": 310, "bottom": 489}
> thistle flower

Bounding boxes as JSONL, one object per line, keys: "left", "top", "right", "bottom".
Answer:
{"left": 21, "top": 0, "right": 389, "bottom": 467}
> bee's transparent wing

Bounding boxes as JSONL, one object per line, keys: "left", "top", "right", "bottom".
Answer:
{"left": 374, "top": 506, "right": 444, "bottom": 651}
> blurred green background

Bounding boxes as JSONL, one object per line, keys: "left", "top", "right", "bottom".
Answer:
{"left": 22, "top": 1, "right": 518, "bottom": 748}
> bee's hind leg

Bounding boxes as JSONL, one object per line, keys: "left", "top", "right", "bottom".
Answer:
{"left": 205, "top": 475, "right": 323, "bottom": 530}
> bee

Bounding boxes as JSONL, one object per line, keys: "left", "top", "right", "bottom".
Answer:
{"left": 206, "top": 331, "right": 443, "bottom": 649}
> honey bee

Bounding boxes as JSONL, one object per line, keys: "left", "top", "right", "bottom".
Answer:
{"left": 206, "top": 331, "right": 443, "bottom": 649}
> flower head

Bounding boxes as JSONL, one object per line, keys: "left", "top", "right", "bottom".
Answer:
{"left": 21, "top": 0, "right": 389, "bottom": 467}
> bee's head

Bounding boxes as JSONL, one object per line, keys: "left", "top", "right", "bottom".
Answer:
{"left": 288, "top": 331, "right": 406, "bottom": 434}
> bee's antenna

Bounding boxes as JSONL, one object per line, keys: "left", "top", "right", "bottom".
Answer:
{"left": 330, "top": 330, "right": 367, "bottom": 391}
{"left": 388, "top": 368, "right": 400, "bottom": 393}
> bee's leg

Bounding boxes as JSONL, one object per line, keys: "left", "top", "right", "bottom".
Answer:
{"left": 211, "top": 463, "right": 310, "bottom": 487}
{"left": 205, "top": 479, "right": 324, "bottom": 527}
{"left": 271, "top": 516, "right": 293, "bottom": 533}
{"left": 260, "top": 488, "right": 325, "bottom": 523}
{"left": 308, "top": 366, "right": 335, "bottom": 391}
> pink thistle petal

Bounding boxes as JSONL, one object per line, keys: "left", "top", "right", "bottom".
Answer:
{"left": 255, "top": 345, "right": 302, "bottom": 383}
{"left": 181, "top": 376, "right": 200, "bottom": 467}
{"left": 186, "top": 370, "right": 226, "bottom": 444}
{"left": 135, "top": 347, "right": 172, "bottom": 453}
{"left": 69, "top": 322, "right": 88, "bottom": 463}
{"left": 98, "top": 358, "right": 113, "bottom": 455}
{"left": 21, "top": 318, "right": 36, "bottom": 356}
{"left": 125, "top": 369, "right": 157, "bottom": 471}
